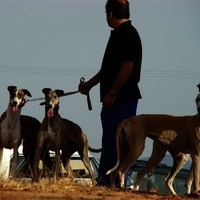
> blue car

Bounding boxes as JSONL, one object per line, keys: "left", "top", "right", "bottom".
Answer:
{"left": 126, "top": 160, "right": 191, "bottom": 195}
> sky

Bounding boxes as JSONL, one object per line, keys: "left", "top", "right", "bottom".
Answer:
{"left": 0, "top": 0, "right": 200, "bottom": 163}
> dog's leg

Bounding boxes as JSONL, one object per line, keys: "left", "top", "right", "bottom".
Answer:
{"left": 33, "top": 133, "right": 46, "bottom": 182}
{"left": 191, "top": 153, "right": 200, "bottom": 192}
{"left": 10, "top": 144, "right": 19, "bottom": 178}
{"left": 77, "top": 145, "right": 96, "bottom": 185}
{"left": 79, "top": 150, "right": 96, "bottom": 185}
{"left": 41, "top": 146, "right": 54, "bottom": 173}
{"left": 61, "top": 148, "right": 74, "bottom": 179}
{"left": 164, "top": 152, "right": 188, "bottom": 195}
{"left": 75, "top": 136, "right": 96, "bottom": 185}
{"left": 33, "top": 147, "right": 42, "bottom": 182}
{"left": 134, "top": 141, "right": 168, "bottom": 191}
{"left": 111, "top": 137, "right": 146, "bottom": 188}
{"left": 77, "top": 134, "right": 96, "bottom": 186}
{"left": 54, "top": 149, "right": 61, "bottom": 182}
{"left": 184, "top": 164, "right": 193, "bottom": 194}
{"left": 0, "top": 147, "right": 3, "bottom": 163}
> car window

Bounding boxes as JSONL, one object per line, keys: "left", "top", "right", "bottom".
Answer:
{"left": 175, "top": 178, "right": 190, "bottom": 195}
{"left": 70, "top": 159, "right": 88, "bottom": 171}
{"left": 126, "top": 162, "right": 191, "bottom": 196}
{"left": 128, "top": 171, "right": 172, "bottom": 194}
{"left": 151, "top": 174, "right": 170, "bottom": 194}
{"left": 127, "top": 171, "right": 149, "bottom": 191}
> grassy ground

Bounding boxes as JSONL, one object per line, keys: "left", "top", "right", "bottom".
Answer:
{"left": 0, "top": 179, "right": 196, "bottom": 200}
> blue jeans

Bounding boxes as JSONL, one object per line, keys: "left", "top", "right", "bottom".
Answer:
{"left": 97, "top": 100, "right": 138, "bottom": 186}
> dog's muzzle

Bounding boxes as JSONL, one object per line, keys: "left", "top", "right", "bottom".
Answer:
{"left": 10, "top": 101, "right": 19, "bottom": 112}
{"left": 12, "top": 101, "right": 17, "bottom": 106}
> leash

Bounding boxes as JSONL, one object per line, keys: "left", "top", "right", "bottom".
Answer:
{"left": 62, "top": 77, "right": 92, "bottom": 110}
{"left": 26, "top": 97, "right": 45, "bottom": 102}
{"left": 24, "top": 77, "right": 92, "bottom": 111}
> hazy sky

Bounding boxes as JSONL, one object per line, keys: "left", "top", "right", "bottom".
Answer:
{"left": 0, "top": 0, "right": 200, "bottom": 161}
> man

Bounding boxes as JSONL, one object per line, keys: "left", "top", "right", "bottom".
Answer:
{"left": 79, "top": 0, "right": 142, "bottom": 187}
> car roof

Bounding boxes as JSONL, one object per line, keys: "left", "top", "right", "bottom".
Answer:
{"left": 16, "top": 145, "right": 94, "bottom": 158}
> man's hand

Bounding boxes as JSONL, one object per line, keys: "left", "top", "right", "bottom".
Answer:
{"left": 78, "top": 81, "right": 92, "bottom": 95}
{"left": 102, "top": 92, "right": 116, "bottom": 108}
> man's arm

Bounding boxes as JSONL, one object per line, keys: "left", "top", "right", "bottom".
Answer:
{"left": 102, "top": 61, "right": 133, "bottom": 107}
{"left": 110, "top": 61, "right": 133, "bottom": 94}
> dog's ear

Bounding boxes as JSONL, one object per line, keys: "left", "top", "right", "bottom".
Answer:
{"left": 22, "top": 89, "right": 32, "bottom": 97}
{"left": 42, "top": 88, "right": 52, "bottom": 95}
{"left": 7, "top": 86, "right": 17, "bottom": 92}
{"left": 197, "top": 83, "right": 200, "bottom": 93}
{"left": 55, "top": 89, "right": 64, "bottom": 97}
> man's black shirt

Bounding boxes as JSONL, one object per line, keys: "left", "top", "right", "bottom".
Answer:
{"left": 100, "top": 20, "right": 142, "bottom": 103}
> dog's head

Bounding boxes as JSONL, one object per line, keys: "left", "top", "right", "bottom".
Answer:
{"left": 8, "top": 85, "right": 32, "bottom": 112}
{"left": 41, "top": 88, "right": 64, "bottom": 118}
{"left": 196, "top": 84, "right": 200, "bottom": 115}
{"left": 196, "top": 93, "right": 200, "bottom": 115}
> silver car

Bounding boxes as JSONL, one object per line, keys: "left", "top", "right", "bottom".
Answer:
{"left": 13, "top": 151, "right": 99, "bottom": 184}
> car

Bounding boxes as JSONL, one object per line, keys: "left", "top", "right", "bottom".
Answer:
{"left": 125, "top": 160, "right": 191, "bottom": 195}
{"left": 12, "top": 151, "right": 99, "bottom": 184}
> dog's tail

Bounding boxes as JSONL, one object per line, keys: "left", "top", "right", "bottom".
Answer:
{"left": 88, "top": 146, "right": 102, "bottom": 153}
{"left": 106, "top": 120, "right": 128, "bottom": 175}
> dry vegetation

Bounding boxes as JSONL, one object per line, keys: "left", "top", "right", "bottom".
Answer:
{"left": 0, "top": 179, "right": 196, "bottom": 200}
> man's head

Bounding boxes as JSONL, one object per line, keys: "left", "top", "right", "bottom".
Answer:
{"left": 105, "top": 0, "right": 130, "bottom": 29}
{"left": 105, "top": 0, "right": 130, "bottom": 19}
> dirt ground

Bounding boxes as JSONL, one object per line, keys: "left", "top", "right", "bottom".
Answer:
{"left": 0, "top": 179, "right": 196, "bottom": 200}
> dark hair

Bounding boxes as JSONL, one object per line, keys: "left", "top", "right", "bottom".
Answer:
{"left": 105, "top": 0, "right": 130, "bottom": 19}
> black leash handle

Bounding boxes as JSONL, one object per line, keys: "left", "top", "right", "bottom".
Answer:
{"left": 80, "top": 77, "right": 92, "bottom": 111}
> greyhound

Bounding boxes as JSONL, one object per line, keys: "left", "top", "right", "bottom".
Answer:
{"left": 33, "top": 88, "right": 97, "bottom": 185}
{"left": 134, "top": 84, "right": 200, "bottom": 195}
{"left": 107, "top": 84, "right": 200, "bottom": 197}
{"left": 0, "top": 86, "right": 31, "bottom": 178}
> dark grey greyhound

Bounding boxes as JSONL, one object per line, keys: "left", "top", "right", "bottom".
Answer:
{"left": 33, "top": 88, "right": 97, "bottom": 185}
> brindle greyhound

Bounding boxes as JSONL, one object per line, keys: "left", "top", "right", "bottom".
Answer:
{"left": 0, "top": 86, "right": 31, "bottom": 178}
{"left": 33, "top": 88, "right": 97, "bottom": 184}
{"left": 107, "top": 84, "right": 200, "bottom": 197}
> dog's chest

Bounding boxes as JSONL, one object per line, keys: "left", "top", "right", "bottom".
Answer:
{"left": 46, "top": 126, "right": 61, "bottom": 149}
{"left": 47, "top": 126, "right": 57, "bottom": 140}
{"left": 0, "top": 116, "right": 21, "bottom": 149}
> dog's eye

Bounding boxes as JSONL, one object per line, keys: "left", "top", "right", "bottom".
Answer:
{"left": 54, "top": 95, "right": 57, "bottom": 99}
{"left": 17, "top": 93, "right": 23, "bottom": 99}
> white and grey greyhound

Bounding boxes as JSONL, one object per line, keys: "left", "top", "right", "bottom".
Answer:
{"left": 0, "top": 86, "right": 31, "bottom": 178}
